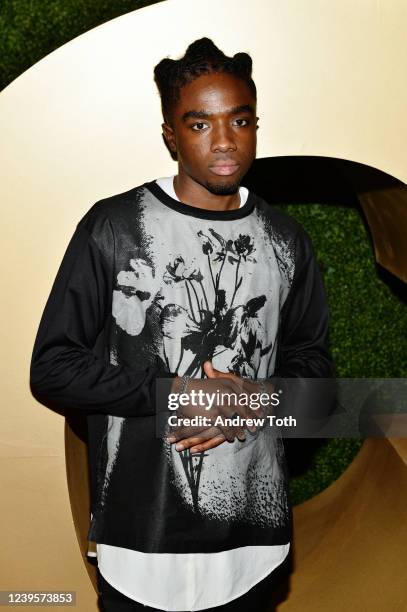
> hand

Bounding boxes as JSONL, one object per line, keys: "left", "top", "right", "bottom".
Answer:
{"left": 168, "top": 361, "right": 244, "bottom": 449}
{"left": 167, "top": 362, "right": 273, "bottom": 453}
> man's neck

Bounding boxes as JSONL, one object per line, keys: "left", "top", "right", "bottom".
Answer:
{"left": 173, "top": 174, "right": 241, "bottom": 212}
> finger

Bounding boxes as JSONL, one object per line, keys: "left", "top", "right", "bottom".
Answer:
{"left": 190, "top": 433, "right": 226, "bottom": 454}
{"left": 246, "top": 403, "right": 265, "bottom": 421}
{"left": 245, "top": 416, "right": 258, "bottom": 433}
{"left": 214, "top": 374, "right": 243, "bottom": 395}
{"left": 216, "top": 423, "right": 237, "bottom": 443}
{"left": 220, "top": 404, "right": 255, "bottom": 425}
{"left": 174, "top": 426, "right": 222, "bottom": 451}
{"left": 167, "top": 422, "right": 214, "bottom": 442}
{"left": 220, "top": 406, "right": 261, "bottom": 432}
{"left": 217, "top": 423, "right": 246, "bottom": 440}
{"left": 217, "top": 422, "right": 249, "bottom": 443}
{"left": 234, "top": 426, "right": 246, "bottom": 441}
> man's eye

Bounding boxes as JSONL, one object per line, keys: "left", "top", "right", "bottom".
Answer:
{"left": 191, "top": 122, "right": 208, "bottom": 131}
{"left": 233, "top": 118, "right": 249, "bottom": 126}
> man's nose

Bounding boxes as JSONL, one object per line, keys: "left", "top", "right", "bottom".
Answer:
{"left": 210, "top": 123, "right": 237, "bottom": 152}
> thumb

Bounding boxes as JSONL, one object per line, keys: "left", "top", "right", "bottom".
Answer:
{"left": 203, "top": 360, "right": 240, "bottom": 392}
{"left": 203, "top": 361, "right": 219, "bottom": 378}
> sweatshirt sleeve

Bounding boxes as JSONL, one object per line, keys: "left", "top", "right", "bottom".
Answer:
{"left": 272, "top": 227, "right": 337, "bottom": 427}
{"left": 274, "top": 227, "right": 335, "bottom": 379}
{"left": 29, "top": 208, "right": 176, "bottom": 418}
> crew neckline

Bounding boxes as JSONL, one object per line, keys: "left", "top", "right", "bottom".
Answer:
{"left": 144, "top": 179, "right": 256, "bottom": 220}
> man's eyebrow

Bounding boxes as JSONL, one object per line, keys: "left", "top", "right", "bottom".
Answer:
{"left": 181, "top": 104, "right": 255, "bottom": 122}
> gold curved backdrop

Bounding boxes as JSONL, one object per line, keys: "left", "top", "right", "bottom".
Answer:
{"left": 1, "top": 0, "right": 406, "bottom": 609}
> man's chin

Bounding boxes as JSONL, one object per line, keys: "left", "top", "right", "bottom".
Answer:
{"left": 203, "top": 179, "right": 240, "bottom": 196}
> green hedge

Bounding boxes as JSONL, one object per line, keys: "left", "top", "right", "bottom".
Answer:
{"left": 1, "top": 1, "right": 405, "bottom": 505}
{"left": 279, "top": 203, "right": 406, "bottom": 379}
{"left": 278, "top": 202, "right": 406, "bottom": 504}
{"left": 0, "top": 0, "right": 162, "bottom": 91}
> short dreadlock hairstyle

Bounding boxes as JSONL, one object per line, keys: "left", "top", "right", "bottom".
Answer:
{"left": 154, "top": 37, "right": 257, "bottom": 126}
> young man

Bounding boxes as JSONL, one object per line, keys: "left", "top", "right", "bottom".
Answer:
{"left": 30, "top": 38, "right": 334, "bottom": 611}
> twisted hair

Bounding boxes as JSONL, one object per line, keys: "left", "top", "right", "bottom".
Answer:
{"left": 154, "top": 37, "right": 256, "bottom": 126}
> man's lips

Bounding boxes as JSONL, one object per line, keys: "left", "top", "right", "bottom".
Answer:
{"left": 209, "top": 163, "right": 240, "bottom": 176}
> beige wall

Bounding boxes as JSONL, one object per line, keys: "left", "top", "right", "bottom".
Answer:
{"left": 0, "top": 0, "right": 406, "bottom": 609}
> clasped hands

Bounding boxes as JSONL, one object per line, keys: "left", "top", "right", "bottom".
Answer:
{"left": 166, "top": 361, "right": 274, "bottom": 454}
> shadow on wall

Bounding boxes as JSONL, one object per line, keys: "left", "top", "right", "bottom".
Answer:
{"left": 243, "top": 155, "right": 406, "bottom": 478}
{"left": 243, "top": 155, "right": 407, "bottom": 289}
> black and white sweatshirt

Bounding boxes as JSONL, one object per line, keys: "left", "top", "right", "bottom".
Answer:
{"left": 30, "top": 178, "right": 333, "bottom": 556}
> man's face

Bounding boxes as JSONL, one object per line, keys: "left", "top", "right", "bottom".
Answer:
{"left": 162, "top": 72, "right": 258, "bottom": 195}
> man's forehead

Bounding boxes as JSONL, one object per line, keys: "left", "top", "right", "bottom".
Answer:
{"left": 181, "top": 104, "right": 256, "bottom": 122}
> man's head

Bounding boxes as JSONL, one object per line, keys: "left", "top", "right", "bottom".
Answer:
{"left": 154, "top": 38, "right": 258, "bottom": 196}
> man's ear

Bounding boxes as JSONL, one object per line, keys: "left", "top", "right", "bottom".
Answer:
{"left": 162, "top": 122, "right": 177, "bottom": 154}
